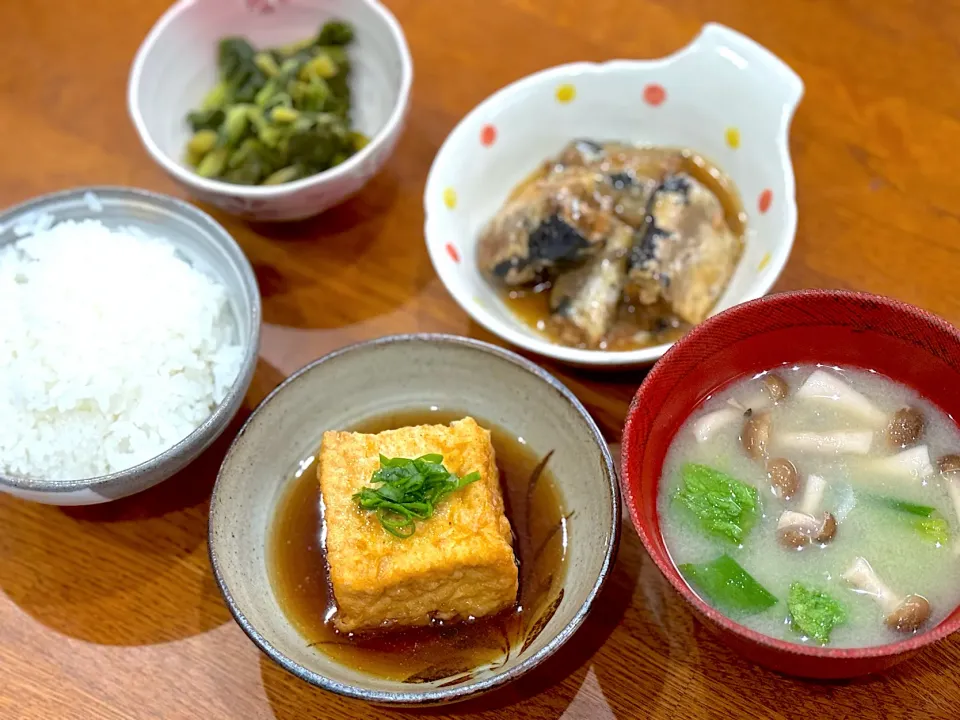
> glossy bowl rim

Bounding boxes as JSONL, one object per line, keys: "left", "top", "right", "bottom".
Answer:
{"left": 424, "top": 22, "right": 801, "bottom": 368}
{"left": 208, "top": 332, "right": 621, "bottom": 704}
{"left": 620, "top": 288, "right": 960, "bottom": 661}
{"left": 0, "top": 185, "right": 261, "bottom": 494}
{"left": 126, "top": 0, "right": 414, "bottom": 199}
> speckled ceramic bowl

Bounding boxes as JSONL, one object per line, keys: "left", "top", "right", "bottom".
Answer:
{"left": 425, "top": 22, "right": 802, "bottom": 367}
{"left": 209, "top": 334, "right": 619, "bottom": 704}
{"left": 0, "top": 186, "right": 260, "bottom": 505}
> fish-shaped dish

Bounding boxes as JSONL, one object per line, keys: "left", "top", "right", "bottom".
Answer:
{"left": 425, "top": 23, "right": 803, "bottom": 367}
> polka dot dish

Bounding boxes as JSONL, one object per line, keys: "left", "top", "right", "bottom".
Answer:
{"left": 424, "top": 23, "right": 803, "bottom": 368}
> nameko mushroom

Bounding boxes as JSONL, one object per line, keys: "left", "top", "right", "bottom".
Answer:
{"left": 776, "top": 474, "right": 837, "bottom": 549}
{"left": 841, "top": 556, "right": 931, "bottom": 633}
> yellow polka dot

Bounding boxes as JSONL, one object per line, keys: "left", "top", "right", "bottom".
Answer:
{"left": 555, "top": 83, "right": 576, "bottom": 104}
{"left": 758, "top": 251, "right": 771, "bottom": 271}
{"left": 725, "top": 127, "right": 741, "bottom": 149}
{"left": 473, "top": 296, "right": 485, "bottom": 309}
{"left": 443, "top": 187, "right": 457, "bottom": 209}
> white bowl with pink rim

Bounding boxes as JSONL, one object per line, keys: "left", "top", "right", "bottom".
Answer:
{"left": 424, "top": 23, "right": 803, "bottom": 368}
{"left": 128, "top": 0, "right": 412, "bottom": 222}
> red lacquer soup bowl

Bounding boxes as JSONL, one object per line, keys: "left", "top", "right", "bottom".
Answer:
{"left": 620, "top": 290, "right": 960, "bottom": 679}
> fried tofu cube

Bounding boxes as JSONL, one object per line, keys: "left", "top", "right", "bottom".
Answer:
{"left": 319, "top": 417, "right": 518, "bottom": 633}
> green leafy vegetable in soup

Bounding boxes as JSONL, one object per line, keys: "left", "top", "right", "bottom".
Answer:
{"left": 869, "top": 494, "right": 950, "bottom": 545}
{"left": 679, "top": 555, "right": 777, "bottom": 613}
{"left": 788, "top": 583, "right": 847, "bottom": 644}
{"left": 870, "top": 495, "right": 936, "bottom": 518}
{"left": 674, "top": 464, "right": 759, "bottom": 544}
{"left": 353, "top": 454, "right": 481, "bottom": 539}
{"left": 914, "top": 517, "right": 950, "bottom": 546}
{"left": 183, "top": 20, "right": 368, "bottom": 185}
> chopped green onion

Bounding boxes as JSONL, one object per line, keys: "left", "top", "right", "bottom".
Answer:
{"left": 353, "top": 454, "right": 480, "bottom": 538}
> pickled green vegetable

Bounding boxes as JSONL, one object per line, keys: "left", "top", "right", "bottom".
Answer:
{"left": 182, "top": 20, "right": 366, "bottom": 186}
{"left": 679, "top": 555, "right": 777, "bottom": 613}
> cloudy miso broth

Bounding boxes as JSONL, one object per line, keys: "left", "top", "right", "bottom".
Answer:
{"left": 659, "top": 364, "right": 960, "bottom": 648}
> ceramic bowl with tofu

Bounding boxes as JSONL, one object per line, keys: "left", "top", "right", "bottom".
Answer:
{"left": 208, "top": 334, "right": 619, "bottom": 704}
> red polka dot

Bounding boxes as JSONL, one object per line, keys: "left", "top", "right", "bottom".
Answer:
{"left": 445, "top": 243, "right": 461, "bottom": 263}
{"left": 643, "top": 83, "right": 666, "bottom": 106}
{"left": 480, "top": 124, "right": 497, "bottom": 147}
{"left": 758, "top": 189, "right": 773, "bottom": 214}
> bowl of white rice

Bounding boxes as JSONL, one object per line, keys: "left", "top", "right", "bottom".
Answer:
{"left": 0, "top": 186, "right": 260, "bottom": 505}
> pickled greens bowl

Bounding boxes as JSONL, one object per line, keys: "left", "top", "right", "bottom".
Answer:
{"left": 128, "top": 0, "right": 412, "bottom": 221}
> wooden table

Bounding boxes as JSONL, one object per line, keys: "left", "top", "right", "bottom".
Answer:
{"left": 3, "top": 0, "right": 960, "bottom": 718}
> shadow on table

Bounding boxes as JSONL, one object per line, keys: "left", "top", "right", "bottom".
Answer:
{"left": 689, "top": 630, "right": 959, "bottom": 719}
{"left": 0, "top": 358, "right": 286, "bottom": 646}
{"left": 213, "top": 170, "right": 438, "bottom": 333}
{"left": 259, "top": 531, "right": 639, "bottom": 719}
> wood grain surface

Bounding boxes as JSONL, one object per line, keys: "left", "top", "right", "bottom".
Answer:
{"left": 3, "top": 1, "right": 960, "bottom": 718}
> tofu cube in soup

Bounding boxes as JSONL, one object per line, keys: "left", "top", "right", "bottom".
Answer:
{"left": 319, "top": 417, "right": 519, "bottom": 633}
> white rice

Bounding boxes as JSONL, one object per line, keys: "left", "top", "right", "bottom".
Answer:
{"left": 0, "top": 218, "right": 244, "bottom": 481}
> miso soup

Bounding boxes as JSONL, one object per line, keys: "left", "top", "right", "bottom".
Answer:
{"left": 659, "top": 364, "right": 960, "bottom": 648}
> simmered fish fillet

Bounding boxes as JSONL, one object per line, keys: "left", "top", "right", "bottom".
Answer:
{"left": 625, "top": 173, "right": 741, "bottom": 324}
{"left": 477, "top": 142, "right": 681, "bottom": 286}
{"left": 549, "top": 222, "right": 634, "bottom": 347}
{"left": 476, "top": 168, "right": 623, "bottom": 285}
{"left": 549, "top": 141, "right": 681, "bottom": 227}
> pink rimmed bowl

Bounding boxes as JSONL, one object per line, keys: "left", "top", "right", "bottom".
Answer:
{"left": 128, "top": 0, "right": 412, "bottom": 222}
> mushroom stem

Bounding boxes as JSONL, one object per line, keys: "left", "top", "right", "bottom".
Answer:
{"left": 796, "top": 370, "right": 888, "bottom": 426}
{"left": 841, "top": 557, "right": 931, "bottom": 632}
{"left": 869, "top": 445, "right": 935, "bottom": 481}
{"left": 728, "top": 373, "right": 789, "bottom": 414}
{"left": 841, "top": 557, "right": 900, "bottom": 615}
{"left": 799, "top": 474, "right": 827, "bottom": 516}
{"left": 693, "top": 407, "right": 742, "bottom": 443}
{"left": 946, "top": 473, "right": 960, "bottom": 526}
{"left": 777, "top": 431, "right": 874, "bottom": 456}
{"left": 776, "top": 507, "right": 836, "bottom": 548}
{"left": 777, "top": 510, "right": 819, "bottom": 548}
{"left": 939, "top": 457, "right": 960, "bottom": 556}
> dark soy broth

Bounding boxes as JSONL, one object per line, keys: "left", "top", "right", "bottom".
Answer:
{"left": 267, "top": 409, "right": 569, "bottom": 683}
{"left": 500, "top": 147, "right": 746, "bottom": 351}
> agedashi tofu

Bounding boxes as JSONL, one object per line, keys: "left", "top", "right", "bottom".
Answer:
{"left": 319, "top": 417, "right": 518, "bottom": 633}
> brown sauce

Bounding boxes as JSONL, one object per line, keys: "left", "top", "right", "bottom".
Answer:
{"left": 267, "top": 408, "right": 569, "bottom": 684}
{"left": 499, "top": 146, "right": 746, "bottom": 351}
